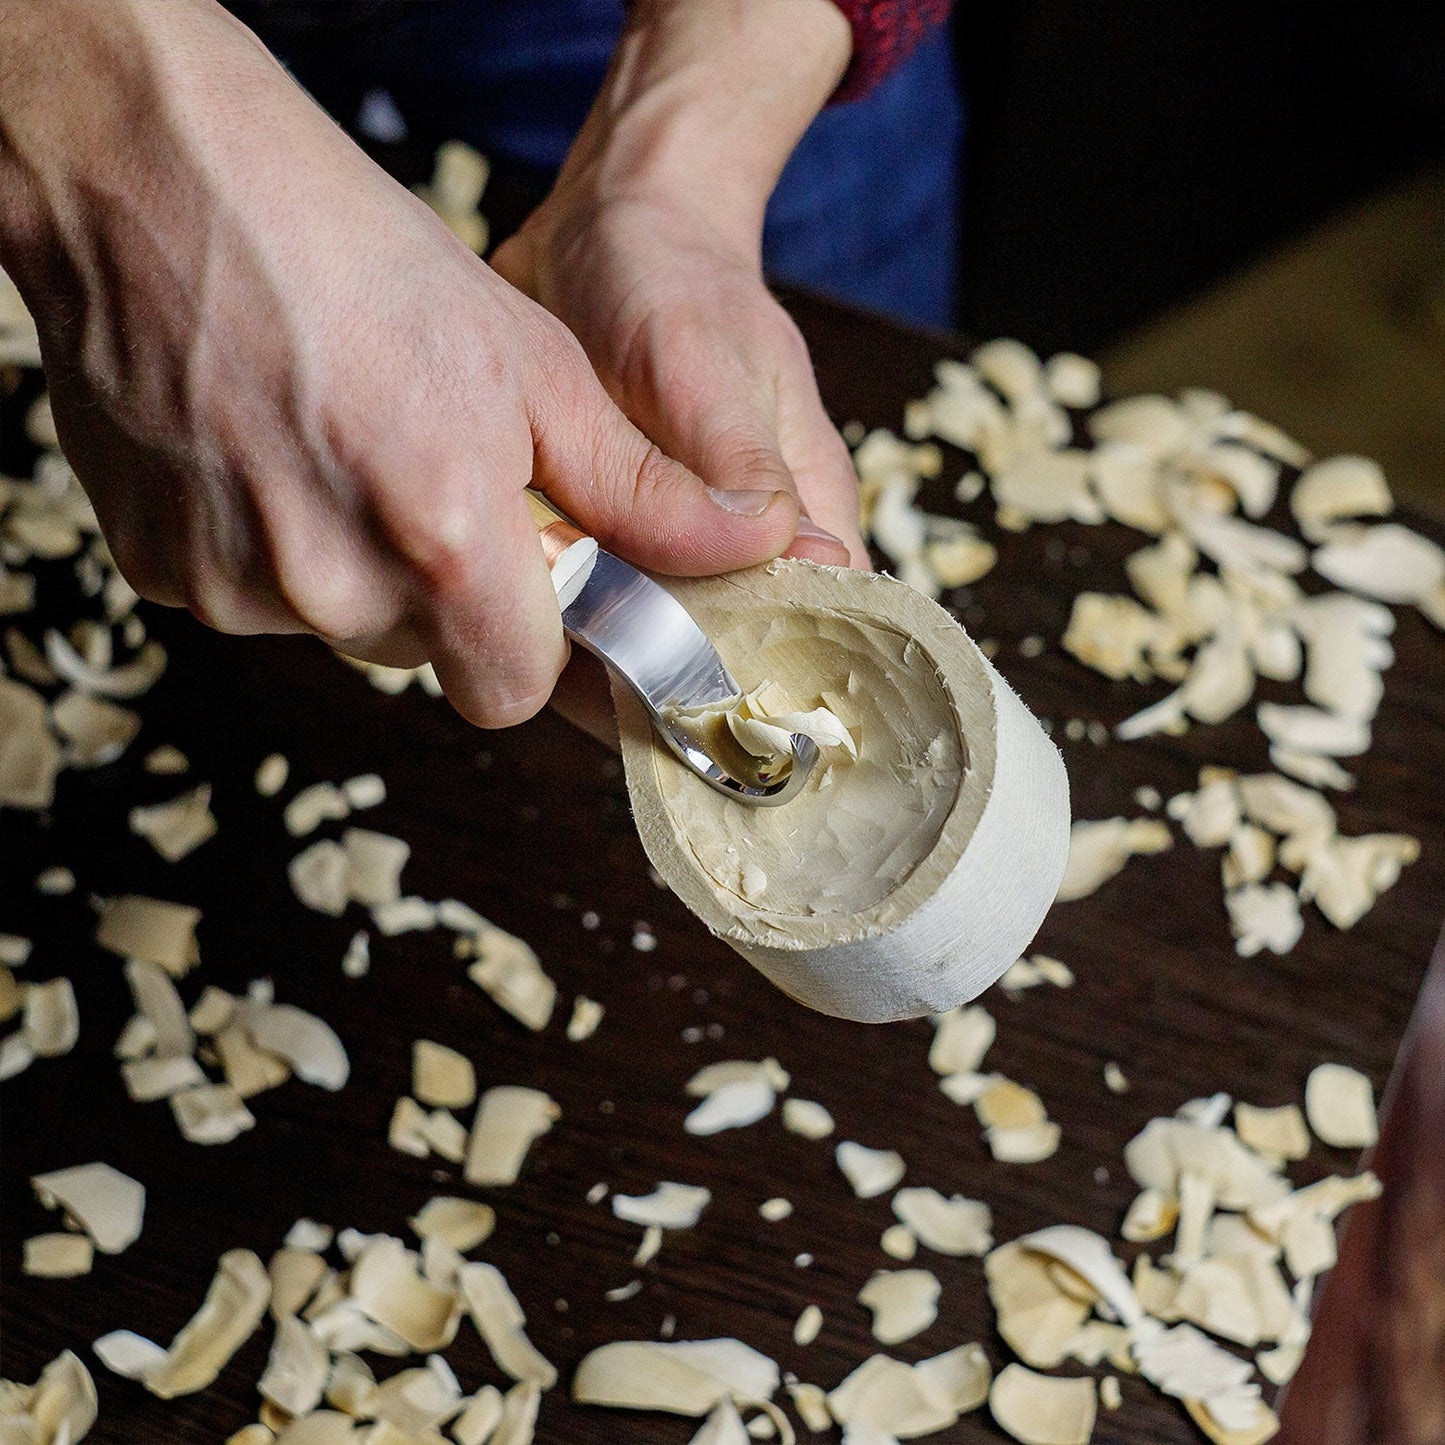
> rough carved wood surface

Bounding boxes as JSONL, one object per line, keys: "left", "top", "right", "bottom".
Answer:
{"left": 2, "top": 292, "right": 1442, "bottom": 1442}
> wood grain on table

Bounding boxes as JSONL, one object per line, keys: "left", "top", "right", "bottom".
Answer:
{"left": 2, "top": 293, "right": 1442, "bottom": 1443}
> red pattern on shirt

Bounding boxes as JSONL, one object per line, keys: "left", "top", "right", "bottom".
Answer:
{"left": 830, "top": 0, "right": 953, "bottom": 103}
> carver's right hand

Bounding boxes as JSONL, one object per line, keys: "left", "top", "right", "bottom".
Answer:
{"left": 0, "top": 0, "right": 807, "bottom": 728}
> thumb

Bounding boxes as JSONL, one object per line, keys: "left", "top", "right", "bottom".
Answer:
{"left": 528, "top": 342, "right": 799, "bottom": 577}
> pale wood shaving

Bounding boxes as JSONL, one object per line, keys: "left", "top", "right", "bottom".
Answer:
{"left": 411, "top": 1039, "right": 476, "bottom": 1110}
{"left": 989, "top": 1364, "right": 1095, "bottom": 1445}
{"left": 463, "top": 1086, "right": 559, "bottom": 1186}
{"left": 1304, "top": 1062, "right": 1377, "bottom": 1149}
{"left": 858, "top": 1268, "right": 940, "bottom": 1345}
{"left": 572, "top": 1339, "right": 780, "bottom": 1416}
{"left": 836, "top": 1141, "right": 906, "bottom": 1199}
{"left": 22, "top": 1232, "right": 94, "bottom": 1278}
{"left": 31, "top": 1162, "right": 144, "bottom": 1253}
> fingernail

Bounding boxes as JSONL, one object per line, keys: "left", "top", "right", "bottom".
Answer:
{"left": 794, "top": 515, "right": 845, "bottom": 548}
{"left": 707, "top": 486, "right": 781, "bottom": 516}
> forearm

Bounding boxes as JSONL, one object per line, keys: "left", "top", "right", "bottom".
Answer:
{"left": 550, "top": 0, "right": 852, "bottom": 254}
{"left": 0, "top": 0, "right": 299, "bottom": 279}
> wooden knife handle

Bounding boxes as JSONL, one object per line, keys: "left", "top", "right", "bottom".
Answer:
{"left": 525, "top": 490, "right": 598, "bottom": 609}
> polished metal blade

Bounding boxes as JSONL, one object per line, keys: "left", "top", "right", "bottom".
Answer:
{"left": 561, "top": 548, "right": 817, "bottom": 806}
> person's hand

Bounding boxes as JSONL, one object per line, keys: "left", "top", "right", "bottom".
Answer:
{"left": 0, "top": 0, "right": 808, "bottom": 729}
{"left": 492, "top": 0, "right": 869, "bottom": 572}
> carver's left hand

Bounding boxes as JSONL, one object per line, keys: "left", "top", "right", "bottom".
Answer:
{"left": 492, "top": 0, "right": 870, "bottom": 576}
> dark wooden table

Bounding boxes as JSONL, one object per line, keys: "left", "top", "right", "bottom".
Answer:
{"left": 2, "top": 292, "right": 1442, "bottom": 1443}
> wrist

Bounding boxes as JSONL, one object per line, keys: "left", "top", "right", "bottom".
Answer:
{"left": 547, "top": 0, "right": 850, "bottom": 254}
{"left": 0, "top": 0, "right": 270, "bottom": 268}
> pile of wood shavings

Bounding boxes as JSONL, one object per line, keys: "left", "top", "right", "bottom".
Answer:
{"left": 852, "top": 338, "right": 1434, "bottom": 955}
{"left": 2, "top": 242, "right": 1427, "bottom": 1442}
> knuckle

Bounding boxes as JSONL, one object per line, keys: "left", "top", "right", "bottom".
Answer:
{"left": 107, "top": 534, "right": 181, "bottom": 609}
{"left": 182, "top": 572, "right": 251, "bottom": 634}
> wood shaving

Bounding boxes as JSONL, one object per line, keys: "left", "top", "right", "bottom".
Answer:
{"left": 255, "top": 754, "right": 289, "bottom": 796}
{"left": 340, "top": 772, "right": 385, "bottom": 809}
{"left": 341, "top": 930, "right": 370, "bottom": 978}
{"left": 858, "top": 1268, "right": 941, "bottom": 1344}
{"left": 215, "top": 1025, "right": 291, "bottom": 1099}
{"left": 258, "top": 1315, "right": 329, "bottom": 1418}
{"left": 1183, "top": 1395, "right": 1280, "bottom": 1445}
{"left": 687, "top": 1058, "right": 791, "bottom": 1095}
{"left": 458, "top": 1261, "right": 557, "bottom": 1387}
{"left": 95, "top": 895, "right": 201, "bottom": 977}
{"left": 34, "top": 865, "right": 75, "bottom": 896}
{"left": 791, "top": 1304, "right": 823, "bottom": 1347}
{"left": 53, "top": 689, "right": 140, "bottom": 767}
{"left": 466, "top": 921, "right": 556, "bottom": 1031}
{"left": 826, "top": 1354, "right": 953, "bottom": 1438}
{"left": 43, "top": 630, "right": 165, "bottom": 698}
{"left": 144, "top": 744, "right": 188, "bottom": 774}
{"left": 1312, "top": 522, "right": 1444, "bottom": 606}
{"left": 120, "top": 1249, "right": 271, "bottom": 1397}
{"left": 0, "top": 1350, "right": 98, "bottom": 1443}
{"left": 348, "top": 1236, "right": 460, "bottom": 1353}
{"left": 785, "top": 1381, "right": 832, "bottom": 1432}
{"left": 411, "top": 1039, "right": 475, "bottom": 1109}
{"left": 125, "top": 958, "right": 195, "bottom": 1058}
{"left": 186, "top": 985, "right": 236, "bottom": 1036}
{"left": 408, "top": 1198, "right": 497, "bottom": 1256}
{"left": 985, "top": 1241, "right": 1093, "bottom": 1368}
{"left": 452, "top": 1386, "right": 505, "bottom": 1445}
{"left": 1122, "top": 1189, "right": 1179, "bottom": 1243}
{"left": 781, "top": 1099, "right": 834, "bottom": 1139}
{"left": 0, "top": 967, "right": 20, "bottom": 1029}
{"left": 31, "top": 1161, "right": 144, "bottom": 1253}
{"left": 421, "top": 1107, "right": 468, "bottom": 1162}
{"left": 463, "top": 1086, "right": 559, "bottom": 1186}
{"left": 891, "top": 1188, "right": 991, "bottom": 1256}
{"left": 975, "top": 1078, "right": 1048, "bottom": 1131}
{"left": 122, "top": 1053, "right": 206, "bottom": 1102}
{"left": 685, "top": 1077, "right": 776, "bottom": 1135}
{"left": 880, "top": 1223, "right": 918, "bottom": 1260}
{"left": 989, "top": 1364, "right": 1096, "bottom": 1445}
{"left": 687, "top": 1398, "right": 750, "bottom": 1445}
{"left": 1304, "top": 1062, "right": 1377, "bottom": 1148}
{"left": 634, "top": 1224, "right": 664, "bottom": 1266}
{"left": 836, "top": 1141, "right": 906, "bottom": 1199}
{"left": 92, "top": 1329, "right": 169, "bottom": 1382}
{"left": 1291, "top": 454, "right": 1392, "bottom": 541}
{"left": 1224, "top": 883, "right": 1304, "bottom": 958}
{"left": 284, "top": 782, "right": 350, "bottom": 837}
{"left": 988, "top": 1121, "right": 1062, "bottom": 1163}
{"left": 612, "top": 1181, "right": 711, "bottom": 1230}
{"left": 245, "top": 1002, "right": 349, "bottom": 1090}
{"left": 288, "top": 842, "right": 347, "bottom": 916}
{"left": 1233, "top": 1103, "right": 1310, "bottom": 1162}
{"left": 1056, "top": 817, "right": 1172, "bottom": 901}
{"left": 566, "top": 995, "right": 604, "bottom": 1041}
{"left": 388, "top": 1097, "right": 430, "bottom": 1158}
{"left": 22, "top": 1232, "right": 94, "bottom": 1278}
{"left": 268, "top": 1248, "right": 327, "bottom": 1321}
{"left": 928, "top": 1004, "right": 995, "bottom": 1075}
{"left": 22, "top": 975, "right": 79, "bottom": 1057}
{"left": 172, "top": 1083, "right": 256, "bottom": 1144}
{"left": 129, "top": 784, "right": 217, "bottom": 861}
{"left": 572, "top": 1339, "right": 780, "bottom": 1416}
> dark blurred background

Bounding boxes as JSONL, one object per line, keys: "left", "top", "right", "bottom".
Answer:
{"left": 955, "top": 1, "right": 1443, "bottom": 350}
